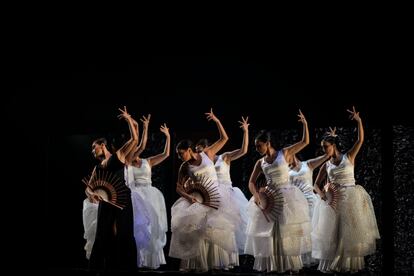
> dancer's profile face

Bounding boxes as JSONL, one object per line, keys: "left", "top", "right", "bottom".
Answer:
{"left": 321, "top": 141, "right": 334, "bottom": 156}
{"left": 177, "top": 148, "right": 191, "bottom": 161}
{"left": 92, "top": 143, "right": 105, "bottom": 160}
{"left": 255, "top": 140, "right": 268, "bottom": 156}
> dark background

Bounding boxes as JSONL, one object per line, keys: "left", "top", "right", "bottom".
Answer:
{"left": 9, "top": 50, "right": 413, "bottom": 274}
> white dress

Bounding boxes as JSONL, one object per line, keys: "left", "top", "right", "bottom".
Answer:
{"left": 245, "top": 150, "right": 312, "bottom": 273}
{"left": 289, "top": 161, "right": 318, "bottom": 266}
{"left": 311, "top": 154, "right": 380, "bottom": 273}
{"left": 82, "top": 199, "right": 99, "bottom": 259}
{"left": 169, "top": 152, "right": 239, "bottom": 271}
{"left": 215, "top": 154, "right": 249, "bottom": 254}
{"left": 125, "top": 159, "right": 167, "bottom": 269}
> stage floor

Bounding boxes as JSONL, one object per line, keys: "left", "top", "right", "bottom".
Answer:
{"left": 46, "top": 267, "right": 376, "bottom": 276}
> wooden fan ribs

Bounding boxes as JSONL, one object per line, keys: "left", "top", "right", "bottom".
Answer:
{"left": 184, "top": 175, "right": 220, "bottom": 209}
{"left": 324, "top": 182, "right": 342, "bottom": 211}
{"left": 292, "top": 179, "right": 313, "bottom": 195}
{"left": 256, "top": 178, "right": 285, "bottom": 222}
{"left": 82, "top": 170, "right": 129, "bottom": 209}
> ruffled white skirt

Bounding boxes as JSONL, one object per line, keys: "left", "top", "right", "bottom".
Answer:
{"left": 220, "top": 182, "right": 249, "bottom": 254}
{"left": 244, "top": 184, "right": 312, "bottom": 273}
{"left": 169, "top": 183, "right": 239, "bottom": 271}
{"left": 293, "top": 182, "right": 318, "bottom": 266}
{"left": 311, "top": 184, "right": 380, "bottom": 273}
{"left": 82, "top": 199, "right": 99, "bottom": 260}
{"left": 130, "top": 184, "right": 167, "bottom": 269}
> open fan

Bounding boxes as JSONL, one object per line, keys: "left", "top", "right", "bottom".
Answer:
{"left": 183, "top": 175, "right": 220, "bottom": 209}
{"left": 82, "top": 167, "right": 130, "bottom": 209}
{"left": 255, "top": 177, "right": 285, "bottom": 222}
{"left": 291, "top": 178, "right": 314, "bottom": 204}
{"left": 323, "top": 182, "right": 343, "bottom": 211}
{"left": 291, "top": 178, "right": 313, "bottom": 195}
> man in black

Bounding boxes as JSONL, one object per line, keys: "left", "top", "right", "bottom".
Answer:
{"left": 86, "top": 107, "right": 138, "bottom": 272}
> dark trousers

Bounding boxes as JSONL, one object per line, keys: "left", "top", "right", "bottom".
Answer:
{"left": 89, "top": 198, "right": 137, "bottom": 272}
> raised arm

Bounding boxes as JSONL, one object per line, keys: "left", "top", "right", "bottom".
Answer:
{"left": 116, "top": 106, "right": 138, "bottom": 163}
{"left": 222, "top": 116, "right": 249, "bottom": 164}
{"left": 204, "top": 108, "right": 229, "bottom": 160}
{"left": 306, "top": 153, "right": 330, "bottom": 171}
{"left": 313, "top": 163, "right": 327, "bottom": 200}
{"left": 284, "top": 109, "right": 309, "bottom": 164}
{"left": 248, "top": 159, "right": 264, "bottom": 205}
{"left": 147, "top": 124, "right": 171, "bottom": 167}
{"left": 346, "top": 106, "right": 364, "bottom": 165}
{"left": 125, "top": 117, "right": 140, "bottom": 164}
{"left": 134, "top": 114, "right": 151, "bottom": 159}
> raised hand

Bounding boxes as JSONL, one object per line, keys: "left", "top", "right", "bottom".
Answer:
{"left": 297, "top": 109, "right": 307, "bottom": 124}
{"left": 140, "top": 114, "right": 151, "bottom": 127}
{"left": 239, "top": 116, "right": 250, "bottom": 132}
{"left": 160, "top": 123, "right": 170, "bottom": 136}
{"left": 117, "top": 106, "right": 132, "bottom": 121}
{"left": 347, "top": 106, "right": 361, "bottom": 122}
{"left": 326, "top": 126, "right": 337, "bottom": 137}
{"left": 205, "top": 108, "right": 219, "bottom": 123}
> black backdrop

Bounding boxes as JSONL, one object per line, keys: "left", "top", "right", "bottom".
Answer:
{"left": 10, "top": 55, "right": 413, "bottom": 274}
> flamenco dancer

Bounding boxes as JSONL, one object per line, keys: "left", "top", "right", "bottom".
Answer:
{"left": 311, "top": 107, "right": 380, "bottom": 273}
{"left": 124, "top": 114, "right": 170, "bottom": 269}
{"left": 288, "top": 151, "right": 330, "bottom": 266}
{"left": 195, "top": 116, "right": 250, "bottom": 254}
{"left": 169, "top": 109, "right": 239, "bottom": 272}
{"left": 85, "top": 107, "right": 138, "bottom": 272}
{"left": 245, "top": 110, "right": 312, "bottom": 273}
